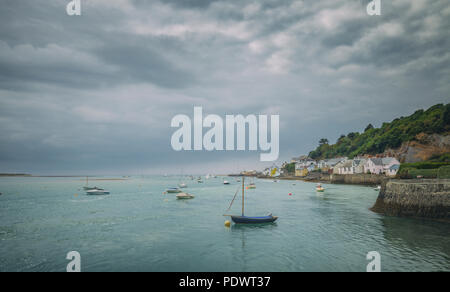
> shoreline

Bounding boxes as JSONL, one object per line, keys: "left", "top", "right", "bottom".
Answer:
{"left": 230, "top": 173, "right": 387, "bottom": 187}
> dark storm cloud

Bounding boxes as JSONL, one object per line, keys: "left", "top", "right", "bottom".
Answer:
{"left": 0, "top": 0, "right": 449, "bottom": 174}
{"left": 0, "top": 0, "right": 195, "bottom": 90}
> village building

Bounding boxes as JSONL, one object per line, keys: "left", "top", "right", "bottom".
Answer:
{"left": 386, "top": 164, "right": 400, "bottom": 177}
{"left": 364, "top": 158, "right": 384, "bottom": 174}
{"left": 334, "top": 160, "right": 354, "bottom": 174}
{"left": 352, "top": 158, "right": 367, "bottom": 174}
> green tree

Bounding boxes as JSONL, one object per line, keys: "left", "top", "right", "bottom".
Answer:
{"left": 307, "top": 103, "right": 449, "bottom": 159}
{"left": 364, "top": 124, "right": 374, "bottom": 132}
{"left": 319, "top": 138, "right": 329, "bottom": 145}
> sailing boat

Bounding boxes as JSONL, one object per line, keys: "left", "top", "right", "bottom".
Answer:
{"left": 83, "top": 176, "right": 99, "bottom": 191}
{"left": 226, "top": 177, "right": 278, "bottom": 224}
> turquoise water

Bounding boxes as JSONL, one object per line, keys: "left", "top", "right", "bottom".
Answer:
{"left": 0, "top": 176, "right": 448, "bottom": 272}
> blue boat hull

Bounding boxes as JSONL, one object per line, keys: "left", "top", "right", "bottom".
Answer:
{"left": 231, "top": 215, "right": 278, "bottom": 224}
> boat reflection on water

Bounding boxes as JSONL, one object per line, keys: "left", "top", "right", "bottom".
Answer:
{"left": 230, "top": 222, "right": 278, "bottom": 230}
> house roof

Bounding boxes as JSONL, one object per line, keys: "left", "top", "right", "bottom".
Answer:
{"left": 326, "top": 157, "right": 347, "bottom": 166}
{"left": 353, "top": 159, "right": 366, "bottom": 167}
{"left": 340, "top": 160, "right": 353, "bottom": 168}
{"left": 382, "top": 157, "right": 397, "bottom": 165}
{"left": 369, "top": 158, "right": 383, "bottom": 166}
{"left": 389, "top": 164, "right": 400, "bottom": 170}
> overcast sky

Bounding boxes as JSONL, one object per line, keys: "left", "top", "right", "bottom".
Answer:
{"left": 0, "top": 0, "right": 449, "bottom": 175}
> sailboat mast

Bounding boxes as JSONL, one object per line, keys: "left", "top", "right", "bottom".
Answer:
{"left": 242, "top": 176, "right": 245, "bottom": 216}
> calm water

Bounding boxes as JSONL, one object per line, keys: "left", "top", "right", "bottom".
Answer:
{"left": 0, "top": 176, "right": 448, "bottom": 272}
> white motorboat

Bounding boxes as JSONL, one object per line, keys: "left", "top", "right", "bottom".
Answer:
{"left": 178, "top": 183, "right": 188, "bottom": 188}
{"left": 223, "top": 180, "right": 230, "bottom": 185}
{"left": 176, "top": 192, "right": 195, "bottom": 199}
{"left": 86, "top": 189, "right": 110, "bottom": 195}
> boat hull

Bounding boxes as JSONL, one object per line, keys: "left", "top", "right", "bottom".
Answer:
{"left": 176, "top": 195, "right": 195, "bottom": 199}
{"left": 167, "top": 189, "right": 182, "bottom": 193}
{"left": 86, "top": 191, "right": 110, "bottom": 195}
{"left": 231, "top": 215, "right": 278, "bottom": 224}
{"left": 83, "top": 187, "right": 98, "bottom": 191}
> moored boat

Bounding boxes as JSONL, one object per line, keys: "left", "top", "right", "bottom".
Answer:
{"left": 316, "top": 183, "right": 325, "bottom": 192}
{"left": 167, "top": 187, "right": 182, "bottom": 193}
{"left": 176, "top": 192, "right": 195, "bottom": 199}
{"left": 86, "top": 189, "right": 110, "bottom": 195}
{"left": 231, "top": 215, "right": 278, "bottom": 224}
{"left": 225, "top": 177, "right": 278, "bottom": 225}
{"left": 82, "top": 176, "right": 98, "bottom": 190}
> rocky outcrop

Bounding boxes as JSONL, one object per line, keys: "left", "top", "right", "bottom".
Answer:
{"left": 383, "top": 133, "right": 450, "bottom": 163}
{"left": 371, "top": 179, "right": 450, "bottom": 221}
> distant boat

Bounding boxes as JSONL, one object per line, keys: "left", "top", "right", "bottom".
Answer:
{"left": 316, "top": 183, "right": 325, "bottom": 192}
{"left": 247, "top": 183, "right": 256, "bottom": 189}
{"left": 176, "top": 192, "right": 195, "bottom": 200}
{"left": 86, "top": 189, "right": 110, "bottom": 195}
{"left": 374, "top": 186, "right": 381, "bottom": 191}
{"left": 167, "top": 188, "right": 182, "bottom": 193}
{"left": 83, "top": 176, "right": 98, "bottom": 191}
{"left": 246, "top": 178, "right": 256, "bottom": 189}
{"left": 223, "top": 180, "right": 230, "bottom": 185}
{"left": 178, "top": 183, "right": 188, "bottom": 188}
{"left": 197, "top": 177, "right": 203, "bottom": 183}
{"left": 225, "top": 177, "right": 278, "bottom": 224}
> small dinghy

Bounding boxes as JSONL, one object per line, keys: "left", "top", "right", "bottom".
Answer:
{"left": 167, "top": 188, "right": 182, "bottom": 193}
{"left": 176, "top": 192, "right": 195, "bottom": 200}
{"left": 374, "top": 185, "right": 381, "bottom": 191}
{"left": 178, "top": 183, "right": 187, "bottom": 188}
{"left": 316, "top": 183, "right": 325, "bottom": 192}
{"left": 86, "top": 189, "right": 110, "bottom": 195}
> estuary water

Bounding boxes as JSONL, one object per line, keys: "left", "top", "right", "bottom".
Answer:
{"left": 0, "top": 176, "right": 448, "bottom": 272}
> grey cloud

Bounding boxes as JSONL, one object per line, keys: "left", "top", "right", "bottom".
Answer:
{"left": 0, "top": 0, "right": 449, "bottom": 174}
